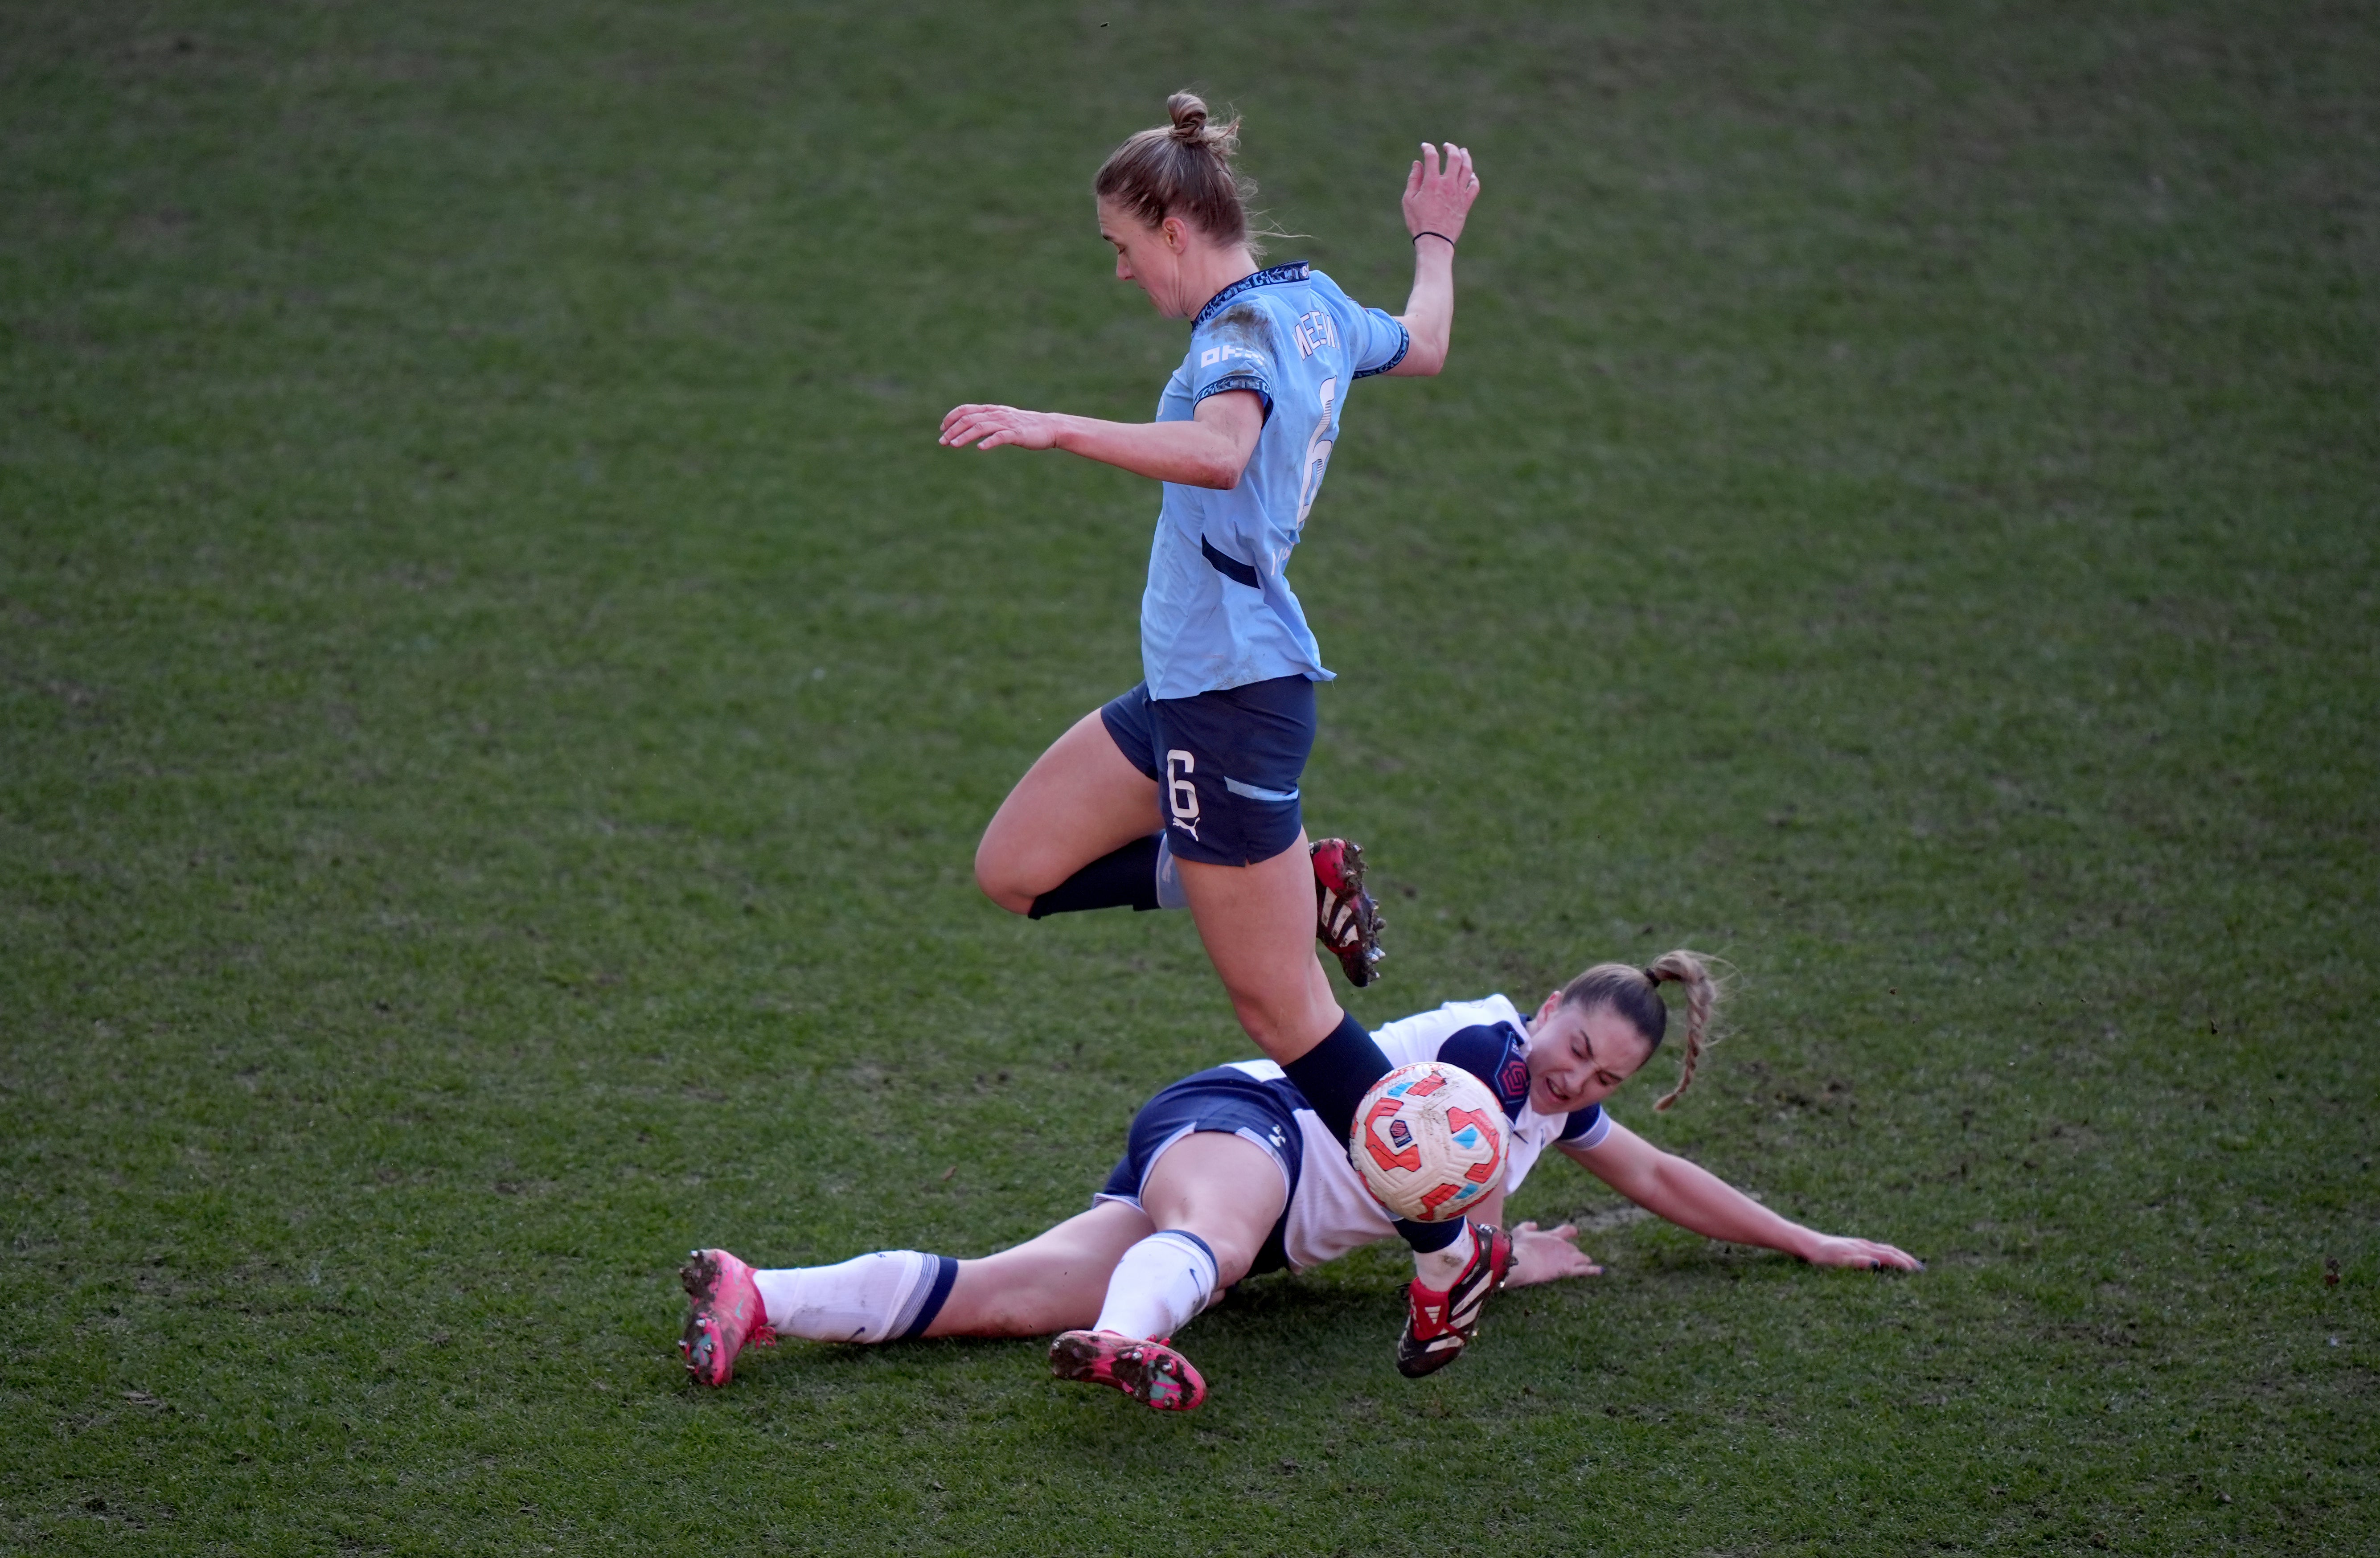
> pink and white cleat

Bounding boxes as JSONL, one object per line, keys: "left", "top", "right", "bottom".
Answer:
{"left": 1049, "top": 1329, "right": 1207, "bottom": 1411}
{"left": 679, "top": 1247, "right": 776, "bottom": 1387}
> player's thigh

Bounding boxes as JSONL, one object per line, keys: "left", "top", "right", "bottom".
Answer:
{"left": 975, "top": 708, "right": 1160, "bottom": 909}
{"left": 1137, "top": 1130, "right": 1289, "bottom": 1288}
{"left": 924, "top": 1200, "right": 1154, "bottom": 1337}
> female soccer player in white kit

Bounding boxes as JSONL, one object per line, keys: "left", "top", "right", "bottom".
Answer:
{"left": 930, "top": 92, "right": 1495, "bottom": 1371}
{"left": 679, "top": 950, "right": 1922, "bottom": 1407}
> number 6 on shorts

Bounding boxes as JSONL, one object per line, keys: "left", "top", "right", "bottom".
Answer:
{"left": 1166, "top": 749, "right": 1201, "bottom": 841}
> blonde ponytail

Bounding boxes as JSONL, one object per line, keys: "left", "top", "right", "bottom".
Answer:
{"left": 1644, "top": 949, "right": 1719, "bottom": 1111}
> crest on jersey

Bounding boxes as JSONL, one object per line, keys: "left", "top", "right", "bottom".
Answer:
{"left": 1499, "top": 1056, "right": 1530, "bottom": 1111}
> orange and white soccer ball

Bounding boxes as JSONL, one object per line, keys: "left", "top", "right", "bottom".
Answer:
{"left": 1350, "top": 1062, "right": 1510, "bottom": 1222}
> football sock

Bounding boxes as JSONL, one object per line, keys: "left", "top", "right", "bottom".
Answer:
{"left": 1283, "top": 1012, "right": 1468, "bottom": 1257}
{"left": 1413, "top": 1222, "right": 1477, "bottom": 1288}
{"left": 1093, "top": 1230, "right": 1219, "bottom": 1341}
{"left": 1027, "top": 835, "right": 1167, "bottom": 918}
{"left": 751, "top": 1250, "right": 958, "bottom": 1343}
{"left": 1280, "top": 1011, "right": 1391, "bottom": 1140}
{"left": 1399, "top": 1215, "right": 1465, "bottom": 1254}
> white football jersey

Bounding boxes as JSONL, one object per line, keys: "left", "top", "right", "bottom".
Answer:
{"left": 1227, "top": 995, "right": 1612, "bottom": 1271}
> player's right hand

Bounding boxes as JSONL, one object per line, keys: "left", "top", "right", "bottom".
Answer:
{"left": 940, "top": 403, "right": 1059, "bottom": 451}
{"left": 1506, "top": 1220, "right": 1604, "bottom": 1287}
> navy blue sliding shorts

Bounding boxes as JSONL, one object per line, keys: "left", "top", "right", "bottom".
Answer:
{"left": 1094, "top": 1066, "right": 1302, "bottom": 1279}
{"left": 1098, "top": 674, "right": 1316, "bottom": 867}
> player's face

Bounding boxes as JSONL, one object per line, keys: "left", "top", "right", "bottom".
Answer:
{"left": 1097, "top": 198, "right": 1188, "bottom": 317}
{"left": 1525, "top": 1001, "right": 1655, "bottom": 1115}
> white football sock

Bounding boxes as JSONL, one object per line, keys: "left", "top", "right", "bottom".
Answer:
{"left": 1093, "top": 1230, "right": 1219, "bottom": 1340}
{"left": 752, "top": 1250, "right": 952, "bottom": 1343}
{"left": 1414, "top": 1223, "right": 1476, "bottom": 1291}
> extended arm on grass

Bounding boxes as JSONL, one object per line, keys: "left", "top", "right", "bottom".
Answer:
{"left": 937, "top": 389, "right": 1263, "bottom": 490}
{"left": 1386, "top": 143, "right": 1479, "bottom": 377}
{"left": 1563, "top": 1121, "right": 1923, "bottom": 1271}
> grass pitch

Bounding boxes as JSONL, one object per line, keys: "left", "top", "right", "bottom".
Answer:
{"left": 3, "top": 1, "right": 2375, "bottom": 1553}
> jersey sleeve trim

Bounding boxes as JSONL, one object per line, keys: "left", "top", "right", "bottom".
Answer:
{"left": 1194, "top": 373, "right": 1274, "bottom": 418}
{"left": 1352, "top": 320, "right": 1411, "bottom": 380}
{"left": 1558, "top": 1104, "right": 1609, "bottom": 1148}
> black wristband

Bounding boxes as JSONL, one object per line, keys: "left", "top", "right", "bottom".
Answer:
{"left": 1412, "top": 230, "right": 1456, "bottom": 248}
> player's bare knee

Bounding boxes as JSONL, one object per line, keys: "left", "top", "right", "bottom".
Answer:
{"left": 972, "top": 844, "right": 1036, "bottom": 914}
{"left": 1203, "top": 1241, "right": 1258, "bottom": 1292}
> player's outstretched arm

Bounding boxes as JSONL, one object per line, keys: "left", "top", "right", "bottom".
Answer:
{"left": 1563, "top": 1121, "right": 1924, "bottom": 1271}
{"left": 938, "top": 388, "right": 1263, "bottom": 490}
{"left": 1386, "top": 142, "right": 1480, "bottom": 377}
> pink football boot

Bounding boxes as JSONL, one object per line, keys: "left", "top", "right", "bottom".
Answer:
{"left": 679, "top": 1248, "right": 776, "bottom": 1387}
{"left": 1049, "top": 1329, "right": 1207, "bottom": 1411}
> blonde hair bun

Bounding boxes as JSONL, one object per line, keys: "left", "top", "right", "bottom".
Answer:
{"left": 1167, "top": 91, "right": 1209, "bottom": 141}
{"left": 1094, "top": 90, "right": 1254, "bottom": 249}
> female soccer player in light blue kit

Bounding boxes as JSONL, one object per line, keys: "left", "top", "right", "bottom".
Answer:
{"left": 935, "top": 93, "right": 1491, "bottom": 1372}
{"left": 678, "top": 950, "right": 1923, "bottom": 1407}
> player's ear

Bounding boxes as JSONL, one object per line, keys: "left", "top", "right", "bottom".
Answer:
{"left": 1537, "top": 990, "right": 1563, "bottom": 1022}
{"left": 1160, "top": 214, "right": 1188, "bottom": 253}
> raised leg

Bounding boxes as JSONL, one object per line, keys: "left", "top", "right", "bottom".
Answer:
{"left": 1176, "top": 837, "right": 1459, "bottom": 1277}
{"left": 975, "top": 710, "right": 1160, "bottom": 915}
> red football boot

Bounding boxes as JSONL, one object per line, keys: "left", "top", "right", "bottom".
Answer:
{"left": 1312, "top": 837, "right": 1386, "bottom": 987}
{"left": 1395, "top": 1222, "right": 1512, "bottom": 1378}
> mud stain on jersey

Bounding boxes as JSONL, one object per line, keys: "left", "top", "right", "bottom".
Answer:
{"left": 1206, "top": 304, "right": 1276, "bottom": 421}
{"left": 1210, "top": 303, "right": 1270, "bottom": 349}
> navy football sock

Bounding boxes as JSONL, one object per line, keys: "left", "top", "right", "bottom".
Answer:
{"left": 1280, "top": 1010, "right": 1390, "bottom": 1140}
{"left": 1028, "top": 835, "right": 1162, "bottom": 918}
{"left": 1396, "top": 1214, "right": 1465, "bottom": 1252}
{"left": 1284, "top": 1013, "right": 1471, "bottom": 1256}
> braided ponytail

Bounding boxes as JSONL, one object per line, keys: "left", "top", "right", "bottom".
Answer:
{"left": 1643, "top": 949, "right": 1719, "bottom": 1111}
{"left": 1555, "top": 948, "right": 1724, "bottom": 1110}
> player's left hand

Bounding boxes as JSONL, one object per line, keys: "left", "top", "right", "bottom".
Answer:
{"left": 1801, "top": 1234, "right": 1925, "bottom": 1272}
{"left": 940, "top": 403, "right": 1060, "bottom": 451}
{"left": 1506, "top": 1220, "right": 1604, "bottom": 1287}
{"left": 1403, "top": 142, "right": 1481, "bottom": 246}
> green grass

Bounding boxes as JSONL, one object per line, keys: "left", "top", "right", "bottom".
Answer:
{"left": 3, "top": 0, "right": 2375, "bottom": 1551}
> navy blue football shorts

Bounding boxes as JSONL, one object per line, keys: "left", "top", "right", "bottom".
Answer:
{"left": 1095, "top": 1066, "right": 1301, "bottom": 1279}
{"left": 1099, "top": 674, "right": 1317, "bottom": 868}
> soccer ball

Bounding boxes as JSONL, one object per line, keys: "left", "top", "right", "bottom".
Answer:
{"left": 1350, "top": 1062, "right": 1509, "bottom": 1222}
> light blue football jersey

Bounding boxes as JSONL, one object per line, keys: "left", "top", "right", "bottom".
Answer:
{"left": 1139, "top": 262, "right": 1409, "bottom": 700}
